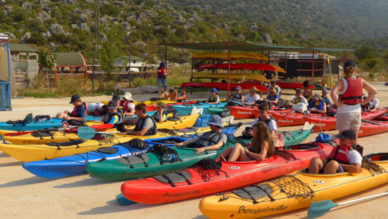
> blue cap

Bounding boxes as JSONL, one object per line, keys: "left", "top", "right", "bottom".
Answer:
{"left": 207, "top": 115, "right": 224, "bottom": 128}
{"left": 235, "top": 86, "right": 242, "bottom": 91}
{"left": 160, "top": 62, "right": 166, "bottom": 68}
{"left": 344, "top": 60, "right": 356, "bottom": 69}
{"left": 211, "top": 88, "right": 218, "bottom": 93}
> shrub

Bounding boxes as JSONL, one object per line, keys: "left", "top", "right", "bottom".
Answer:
{"left": 55, "top": 79, "right": 88, "bottom": 96}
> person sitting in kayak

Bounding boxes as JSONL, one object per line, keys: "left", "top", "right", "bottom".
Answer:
{"left": 56, "top": 95, "right": 86, "bottom": 128}
{"left": 321, "top": 89, "right": 332, "bottom": 106}
{"left": 361, "top": 96, "right": 379, "bottom": 112}
{"left": 206, "top": 88, "right": 220, "bottom": 104}
{"left": 302, "top": 80, "right": 314, "bottom": 102}
{"left": 229, "top": 86, "right": 244, "bottom": 102}
{"left": 102, "top": 100, "right": 122, "bottom": 127}
{"left": 217, "top": 121, "right": 275, "bottom": 162}
{"left": 268, "top": 81, "right": 281, "bottom": 97}
{"left": 242, "top": 103, "right": 277, "bottom": 138}
{"left": 175, "top": 115, "right": 227, "bottom": 154}
{"left": 307, "top": 94, "right": 327, "bottom": 114}
{"left": 125, "top": 103, "right": 157, "bottom": 136}
{"left": 264, "top": 87, "right": 279, "bottom": 106}
{"left": 152, "top": 102, "right": 167, "bottom": 123}
{"left": 242, "top": 86, "right": 260, "bottom": 106}
{"left": 87, "top": 102, "right": 106, "bottom": 116}
{"left": 290, "top": 88, "right": 308, "bottom": 105}
{"left": 308, "top": 130, "right": 362, "bottom": 174}
{"left": 119, "top": 92, "right": 135, "bottom": 117}
{"left": 161, "top": 87, "right": 188, "bottom": 102}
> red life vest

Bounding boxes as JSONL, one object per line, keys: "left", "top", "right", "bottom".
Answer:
{"left": 119, "top": 100, "right": 133, "bottom": 112}
{"left": 339, "top": 78, "right": 363, "bottom": 105}
{"left": 328, "top": 145, "right": 353, "bottom": 164}
{"left": 69, "top": 102, "right": 87, "bottom": 117}
{"left": 157, "top": 67, "right": 167, "bottom": 77}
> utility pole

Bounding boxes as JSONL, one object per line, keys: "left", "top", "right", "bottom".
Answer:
{"left": 93, "top": 0, "right": 100, "bottom": 92}
{"left": 128, "top": 54, "right": 131, "bottom": 87}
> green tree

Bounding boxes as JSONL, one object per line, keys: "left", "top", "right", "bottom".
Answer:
{"left": 11, "top": 8, "right": 29, "bottom": 22}
{"left": 38, "top": 48, "right": 56, "bottom": 92}
{"left": 27, "top": 33, "right": 47, "bottom": 46}
{"left": 383, "top": 51, "right": 388, "bottom": 65}
{"left": 363, "top": 58, "right": 380, "bottom": 78}
{"left": 354, "top": 45, "right": 376, "bottom": 61}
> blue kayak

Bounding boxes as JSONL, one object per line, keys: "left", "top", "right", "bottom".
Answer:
{"left": 22, "top": 122, "right": 240, "bottom": 179}
{"left": 173, "top": 102, "right": 227, "bottom": 116}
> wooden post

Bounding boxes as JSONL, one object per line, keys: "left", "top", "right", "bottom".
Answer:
{"left": 128, "top": 54, "right": 131, "bottom": 87}
{"left": 165, "top": 45, "right": 167, "bottom": 63}
{"left": 92, "top": 52, "right": 95, "bottom": 92}
{"left": 26, "top": 52, "right": 29, "bottom": 86}
{"left": 285, "top": 51, "right": 288, "bottom": 80}
{"left": 227, "top": 42, "right": 231, "bottom": 98}
{"left": 312, "top": 51, "right": 315, "bottom": 83}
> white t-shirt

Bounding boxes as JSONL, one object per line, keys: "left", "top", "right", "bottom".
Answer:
{"left": 250, "top": 117, "right": 277, "bottom": 131}
{"left": 87, "top": 102, "right": 104, "bottom": 112}
{"left": 329, "top": 149, "right": 362, "bottom": 165}
{"left": 245, "top": 94, "right": 260, "bottom": 104}
{"left": 372, "top": 98, "right": 379, "bottom": 108}
{"left": 291, "top": 96, "right": 308, "bottom": 105}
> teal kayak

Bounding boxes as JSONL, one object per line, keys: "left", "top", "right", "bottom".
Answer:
{"left": 173, "top": 102, "right": 227, "bottom": 116}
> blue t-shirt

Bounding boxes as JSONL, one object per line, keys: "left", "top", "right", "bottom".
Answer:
{"left": 308, "top": 100, "right": 325, "bottom": 110}
{"left": 322, "top": 96, "right": 332, "bottom": 105}
{"left": 76, "top": 106, "right": 86, "bottom": 118}
{"left": 107, "top": 115, "right": 120, "bottom": 125}
{"left": 266, "top": 94, "right": 279, "bottom": 101}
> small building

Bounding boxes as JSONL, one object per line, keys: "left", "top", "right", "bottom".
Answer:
{"left": 115, "top": 55, "right": 144, "bottom": 72}
{"left": 9, "top": 43, "right": 39, "bottom": 84}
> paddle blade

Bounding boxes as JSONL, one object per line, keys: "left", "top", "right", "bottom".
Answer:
{"left": 116, "top": 194, "right": 137, "bottom": 206}
{"left": 77, "top": 126, "right": 97, "bottom": 139}
{"left": 308, "top": 200, "right": 338, "bottom": 218}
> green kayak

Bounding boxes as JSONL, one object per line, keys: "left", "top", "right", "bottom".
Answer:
{"left": 240, "top": 122, "right": 315, "bottom": 146}
{"left": 311, "top": 82, "right": 324, "bottom": 90}
{"left": 86, "top": 135, "right": 242, "bottom": 181}
{"left": 207, "top": 107, "right": 229, "bottom": 116}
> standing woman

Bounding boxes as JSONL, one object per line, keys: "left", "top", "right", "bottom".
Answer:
{"left": 330, "top": 60, "right": 377, "bottom": 144}
{"left": 157, "top": 62, "right": 168, "bottom": 96}
{"left": 302, "top": 80, "right": 314, "bottom": 102}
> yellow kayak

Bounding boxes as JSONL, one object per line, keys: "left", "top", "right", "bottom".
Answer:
{"left": 193, "top": 73, "right": 270, "bottom": 83}
{"left": 199, "top": 153, "right": 388, "bottom": 219}
{"left": 1, "top": 114, "right": 200, "bottom": 145}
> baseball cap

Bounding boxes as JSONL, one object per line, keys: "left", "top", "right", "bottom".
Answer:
{"left": 333, "top": 130, "right": 357, "bottom": 140}
{"left": 271, "top": 81, "right": 276, "bottom": 85}
{"left": 112, "top": 94, "right": 120, "bottom": 101}
{"left": 206, "top": 115, "right": 224, "bottom": 128}
{"left": 181, "top": 87, "right": 187, "bottom": 91}
{"left": 344, "top": 60, "right": 356, "bottom": 69}
{"left": 322, "top": 89, "right": 329, "bottom": 94}
{"left": 235, "top": 86, "right": 242, "bottom": 91}
{"left": 107, "top": 100, "right": 118, "bottom": 110}
{"left": 211, "top": 88, "right": 218, "bottom": 93}
{"left": 70, "top": 94, "right": 81, "bottom": 104}
{"left": 157, "top": 102, "right": 166, "bottom": 108}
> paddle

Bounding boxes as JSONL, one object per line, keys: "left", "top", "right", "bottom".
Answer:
{"left": 361, "top": 119, "right": 388, "bottom": 128}
{"left": 308, "top": 192, "right": 388, "bottom": 218}
{"left": 77, "top": 126, "right": 121, "bottom": 139}
{"left": 116, "top": 194, "right": 137, "bottom": 206}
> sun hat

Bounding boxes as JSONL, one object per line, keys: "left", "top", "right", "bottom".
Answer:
{"left": 333, "top": 129, "right": 357, "bottom": 140}
{"left": 235, "top": 86, "right": 242, "bottom": 91}
{"left": 206, "top": 115, "right": 224, "bottom": 128}
{"left": 123, "top": 92, "right": 133, "bottom": 101}
{"left": 250, "top": 86, "right": 259, "bottom": 92}
{"left": 211, "top": 88, "right": 218, "bottom": 93}
{"left": 107, "top": 100, "right": 118, "bottom": 110}
{"left": 70, "top": 94, "right": 81, "bottom": 104}
{"left": 112, "top": 94, "right": 120, "bottom": 101}
{"left": 312, "top": 94, "right": 321, "bottom": 100}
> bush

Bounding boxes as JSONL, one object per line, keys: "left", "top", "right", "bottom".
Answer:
{"left": 26, "top": 73, "right": 46, "bottom": 89}
{"left": 55, "top": 79, "right": 88, "bottom": 96}
{"left": 131, "top": 77, "right": 148, "bottom": 87}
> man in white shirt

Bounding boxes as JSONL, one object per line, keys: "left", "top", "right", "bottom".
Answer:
{"left": 242, "top": 86, "right": 260, "bottom": 106}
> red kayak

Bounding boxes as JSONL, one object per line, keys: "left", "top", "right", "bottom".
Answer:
{"left": 181, "top": 82, "right": 268, "bottom": 92}
{"left": 305, "top": 108, "right": 387, "bottom": 132}
{"left": 229, "top": 106, "right": 289, "bottom": 119}
{"left": 358, "top": 117, "right": 388, "bottom": 137}
{"left": 199, "top": 63, "right": 285, "bottom": 72}
{"left": 146, "top": 101, "right": 197, "bottom": 111}
{"left": 242, "top": 80, "right": 315, "bottom": 90}
{"left": 120, "top": 141, "right": 335, "bottom": 204}
{"left": 271, "top": 111, "right": 319, "bottom": 127}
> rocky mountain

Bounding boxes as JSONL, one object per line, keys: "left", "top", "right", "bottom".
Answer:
{"left": 1, "top": 0, "right": 388, "bottom": 63}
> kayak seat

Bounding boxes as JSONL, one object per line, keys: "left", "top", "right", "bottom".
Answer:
{"left": 5, "top": 113, "right": 33, "bottom": 126}
{"left": 167, "top": 117, "right": 180, "bottom": 122}
{"left": 364, "top": 153, "right": 388, "bottom": 161}
{"left": 152, "top": 139, "right": 185, "bottom": 144}
{"left": 97, "top": 147, "right": 118, "bottom": 154}
{"left": 283, "top": 144, "right": 319, "bottom": 151}
{"left": 31, "top": 131, "right": 54, "bottom": 138}
{"left": 154, "top": 171, "right": 192, "bottom": 185}
{"left": 232, "top": 185, "right": 273, "bottom": 201}
{"left": 46, "top": 139, "right": 84, "bottom": 147}
{"left": 116, "top": 154, "right": 150, "bottom": 167}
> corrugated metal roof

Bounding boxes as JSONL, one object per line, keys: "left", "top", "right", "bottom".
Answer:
{"left": 55, "top": 52, "right": 86, "bottom": 66}
{"left": 118, "top": 55, "right": 144, "bottom": 61}
{"left": 9, "top": 43, "right": 38, "bottom": 53}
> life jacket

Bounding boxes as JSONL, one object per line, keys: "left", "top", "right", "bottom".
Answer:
{"left": 328, "top": 145, "right": 363, "bottom": 164}
{"left": 119, "top": 100, "right": 133, "bottom": 113}
{"left": 177, "top": 94, "right": 188, "bottom": 103}
{"left": 157, "top": 67, "right": 167, "bottom": 77}
{"left": 257, "top": 117, "right": 277, "bottom": 129}
{"left": 103, "top": 112, "right": 122, "bottom": 127}
{"left": 195, "top": 131, "right": 224, "bottom": 148}
{"left": 152, "top": 111, "right": 167, "bottom": 122}
{"left": 208, "top": 95, "right": 219, "bottom": 103}
{"left": 230, "top": 93, "right": 242, "bottom": 101}
{"left": 295, "top": 98, "right": 301, "bottom": 104}
{"left": 339, "top": 78, "right": 363, "bottom": 105}
{"left": 322, "top": 96, "right": 330, "bottom": 105}
{"left": 69, "top": 102, "right": 87, "bottom": 117}
{"left": 134, "top": 115, "right": 157, "bottom": 136}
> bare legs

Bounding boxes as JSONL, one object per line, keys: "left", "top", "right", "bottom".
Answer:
{"left": 216, "top": 143, "right": 251, "bottom": 162}
{"left": 308, "top": 157, "right": 339, "bottom": 174}
{"left": 160, "top": 90, "right": 177, "bottom": 101}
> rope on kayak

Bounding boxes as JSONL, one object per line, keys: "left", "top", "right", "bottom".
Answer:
{"left": 271, "top": 176, "right": 314, "bottom": 199}
{"left": 274, "top": 150, "right": 298, "bottom": 163}
{"left": 118, "top": 139, "right": 150, "bottom": 156}
{"left": 148, "top": 144, "right": 182, "bottom": 164}
{"left": 158, "top": 129, "right": 179, "bottom": 136}
{"left": 191, "top": 158, "right": 228, "bottom": 182}
{"left": 362, "top": 158, "right": 387, "bottom": 176}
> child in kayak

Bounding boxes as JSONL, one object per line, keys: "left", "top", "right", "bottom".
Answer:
{"left": 102, "top": 100, "right": 122, "bottom": 127}
{"left": 361, "top": 96, "right": 379, "bottom": 112}
{"left": 308, "top": 129, "right": 362, "bottom": 174}
{"left": 264, "top": 87, "right": 279, "bottom": 106}
{"left": 242, "top": 103, "right": 277, "bottom": 137}
{"left": 321, "top": 89, "right": 332, "bottom": 106}
{"left": 206, "top": 88, "right": 220, "bottom": 104}
{"left": 56, "top": 95, "right": 86, "bottom": 128}
{"left": 290, "top": 88, "right": 308, "bottom": 105}
{"left": 308, "top": 94, "right": 327, "bottom": 114}
{"left": 302, "top": 80, "right": 314, "bottom": 102}
{"left": 125, "top": 103, "right": 157, "bottom": 136}
{"left": 217, "top": 121, "right": 274, "bottom": 162}
{"left": 119, "top": 92, "right": 135, "bottom": 117}
{"left": 268, "top": 81, "right": 281, "bottom": 97}
{"left": 175, "top": 115, "right": 227, "bottom": 154}
{"left": 242, "top": 86, "right": 260, "bottom": 106}
{"left": 229, "top": 86, "right": 244, "bottom": 102}
{"left": 152, "top": 102, "right": 167, "bottom": 123}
